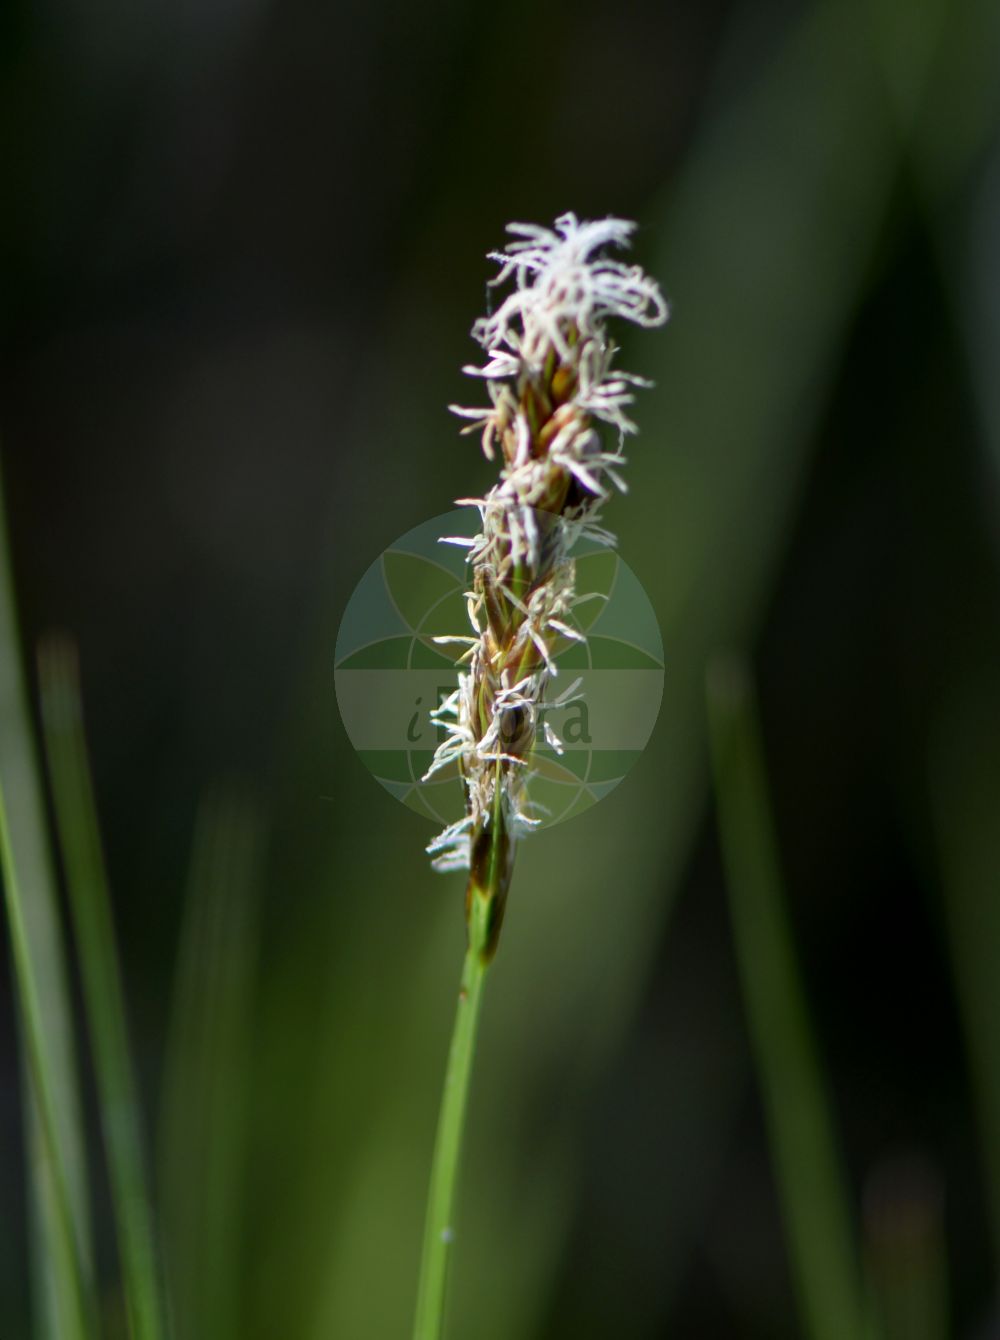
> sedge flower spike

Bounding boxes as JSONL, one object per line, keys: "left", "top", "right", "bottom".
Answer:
{"left": 425, "top": 212, "right": 668, "bottom": 959}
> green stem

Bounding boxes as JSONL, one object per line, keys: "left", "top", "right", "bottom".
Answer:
{"left": 413, "top": 856, "right": 504, "bottom": 1340}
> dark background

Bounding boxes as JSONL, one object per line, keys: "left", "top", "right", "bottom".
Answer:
{"left": 3, "top": 0, "right": 1000, "bottom": 1334}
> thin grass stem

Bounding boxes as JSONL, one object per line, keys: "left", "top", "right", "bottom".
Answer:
{"left": 706, "top": 655, "right": 868, "bottom": 1340}
{"left": 412, "top": 882, "right": 495, "bottom": 1340}
{"left": 38, "top": 637, "right": 167, "bottom": 1340}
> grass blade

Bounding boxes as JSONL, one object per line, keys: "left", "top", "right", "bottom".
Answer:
{"left": 706, "top": 656, "right": 867, "bottom": 1340}
{"left": 159, "top": 785, "right": 263, "bottom": 1340}
{"left": 0, "top": 464, "right": 95, "bottom": 1338}
{"left": 37, "top": 636, "right": 168, "bottom": 1340}
{"left": 0, "top": 790, "right": 96, "bottom": 1340}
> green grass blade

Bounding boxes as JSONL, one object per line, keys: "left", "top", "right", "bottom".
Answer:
{"left": 0, "top": 461, "right": 96, "bottom": 1339}
{"left": 37, "top": 637, "right": 169, "bottom": 1340}
{"left": 706, "top": 656, "right": 867, "bottom": 1340}
{"left": 159, "top": 785, "right": 263, "bottom": 1340}
{"left": 0, "top": 788, "right": 96, "bottom": 1340}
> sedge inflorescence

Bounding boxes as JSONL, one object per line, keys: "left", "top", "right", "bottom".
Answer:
{"left": 424, "top": 213, "right": 667, "bottom": 952}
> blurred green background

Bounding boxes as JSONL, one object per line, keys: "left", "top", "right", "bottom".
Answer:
{"left": 3, "top": 0, "right": 1000, "bottom": 1334}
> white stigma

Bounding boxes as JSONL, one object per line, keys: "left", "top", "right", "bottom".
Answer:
{"left": 426, "top": 214, "right": 668, "bottom": 872}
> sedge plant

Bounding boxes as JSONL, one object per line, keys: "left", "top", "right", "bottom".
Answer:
{"left": 412, "top": 214, "right": 668, "bottom": 1339}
